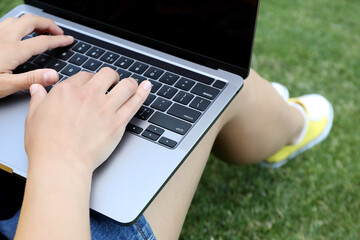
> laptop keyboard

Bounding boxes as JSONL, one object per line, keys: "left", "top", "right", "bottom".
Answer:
{"left": 15, "top": 27, "right": 227, "bottom": 149}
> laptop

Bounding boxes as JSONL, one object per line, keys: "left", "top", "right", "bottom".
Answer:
{"left": 0, "top": 0, "right": 259, "bottom": 224}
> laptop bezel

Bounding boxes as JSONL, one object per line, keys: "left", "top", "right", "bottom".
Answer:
{"left": 24, "top": 0, "right": 260, "bottom": 79}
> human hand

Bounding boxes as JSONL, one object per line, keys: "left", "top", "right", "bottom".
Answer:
{"left": 24, "top": 68, "right": 151, "bottom": 174}
{"left": 0, "top": 14, "right": 74, "bottom": 98}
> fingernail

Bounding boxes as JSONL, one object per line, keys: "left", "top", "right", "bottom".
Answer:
{"left": 29, "top": 84, "right": 38, "bottom": 95}
{"left": 66, "top": 35, "right": 74, "bottom": 41}
{"left": 142, "top": 80, "right": 152, "bottom": 91}
{"left": 43, "top": 71, "right": 58, "bottom": 85}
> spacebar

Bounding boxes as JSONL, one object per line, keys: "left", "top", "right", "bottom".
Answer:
{"left": 149, "top": 112, "right": 191, "bottom": 135}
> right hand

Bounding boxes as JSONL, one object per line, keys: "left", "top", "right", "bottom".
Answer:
{"left": 24, "top": 68, "right": 151, "bottom": 174}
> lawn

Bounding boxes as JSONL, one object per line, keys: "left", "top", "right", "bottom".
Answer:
{"left": 1, "top": 0, "right": 359, "bottom": 239}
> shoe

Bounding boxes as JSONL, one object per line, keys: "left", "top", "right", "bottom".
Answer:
{"left": 271, "top": 82, "right": 289, "bottom": 102}
{"left": 261, "top": 94, "right": 334, "bottom": 168}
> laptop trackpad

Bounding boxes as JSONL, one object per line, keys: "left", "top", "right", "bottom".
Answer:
{"left": 0, "top": 93, "right": 30, "bottom": 177}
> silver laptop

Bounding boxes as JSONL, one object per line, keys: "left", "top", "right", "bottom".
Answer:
{"left": 0, "top": 0, "right": 259, "bottom": 224}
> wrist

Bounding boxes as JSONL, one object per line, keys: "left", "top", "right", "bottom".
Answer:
{"left": 27, "top": 154, "right": 94, "bottom": 180}
{"left": 17, "top": 156, "right": 93, "bottom": 239}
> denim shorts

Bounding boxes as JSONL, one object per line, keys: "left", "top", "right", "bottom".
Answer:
{"left": 0, "top": 209, "right": 156, "bottom": 240}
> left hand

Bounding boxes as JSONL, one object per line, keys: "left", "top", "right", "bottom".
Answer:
{"left": 0, "top": 14, "right": 74, "bottom": 98}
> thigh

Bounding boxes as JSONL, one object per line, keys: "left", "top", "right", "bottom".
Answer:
{"left": 143, "top": 102, "right": 231, "bottom": 239}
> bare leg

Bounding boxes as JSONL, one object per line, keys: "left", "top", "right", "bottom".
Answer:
{"left": 144, "top": 69, "right": 304, "bottom": 239}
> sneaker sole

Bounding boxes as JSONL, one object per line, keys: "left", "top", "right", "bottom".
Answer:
{"left": 261, "top": 96, "right": 334, "bottom": 168}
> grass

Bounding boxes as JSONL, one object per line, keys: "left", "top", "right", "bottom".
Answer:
{"left": 1, "top": 0, "right": 360, "bottom": 239}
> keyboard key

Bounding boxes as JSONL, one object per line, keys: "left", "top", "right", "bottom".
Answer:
{"left": 14, "top": 62, "right": 36, "bottom": 73}
{"left": 151, "top": 97, "right": 172, "bottom": 112}
{"left": 126, "top": 124, "right": 143, "bottom": 134}
{"left": 100, "top": 52, "right": 120, "bottom": 64}
{"left": 135, "top": 106, "right": 154, "bottom": 120}
{"left": 190, "top": 97, "right": 211, "bottom": 111}
{"left": 100, "top": 63, "right": 117, "bottom": 71}
{"left": 213, "top": 80, "right": 226, "bottom": 89}
{"left": 196, "top": 76, "right": 214, "bottom": 85}
{"left": 149, "top": 80, "right": 162, "bottom": 93}
{"left": 129, "top": 62, "right": 149, "bottom": 74}
{"left": 45, "top": 85, "right": 53, "bottom": 92}
{"left": 144, "top": 67, "right": 164, "bottom": 80}
{"left": 191, "top": 83, "right": 220, "bottom": 100}
{"left": 47, "top": 59, "right": 67, "bottom": 71}
{"left": 144, "top": 94, "right": 156, "bottom": 106}
{"left": 116, "top": 69, "right": 132, "bottom": 79}
{"left": 69, "top": 53, "right": 88, "bottom": 66}
{"left": 72, "top": 42, "right": 91, "bottom": 54}
{"left": 159, "top": 137, "right": 177, "bottom": 148}
{"left": 149, "top": 112, "right": 191, "bottom": 135}
{"left": 45, "top": 48, "right": 58, "bottom": 55}
{"left": 146, "top": 125, "right": 165, "bottom": 135}
{"left": 168, "top": 103, "right": 201, "bottom": 123}
{"left": 159, "top": 72, "right": 179, "bottom": 85}
{"left": 33, "top": 54, "right": 53, "bottom": 66}
{"left": 28, "top": 55, "right": 37, "bottom": 62}
{"left": 131, "top": 74, "right": 147, "bottom": 84}
{"left": 175, "top": 77, "right": 195, "bottom": 91}
{"left": 86, "top": 46, "right": 105, "bottom": 59}
{"left": 173, "top": 91, "right": 194, "bottom": 105}
{"left": 83, "top": 59, "right": 102, "bottom": 71}
{"left": 61, "top": 64, "right": 81, "bottom": 76}
{"left": 157, "top": 86, "right": 178, "bottom": 99}
{"left": 57, "top": 49, "right": 74, "bottom": 61}
{"left": 114, "top": 56, "right": 134, "bottom": 69}
{"left": 142, "top": 131, "right": 160, "bottom": 141}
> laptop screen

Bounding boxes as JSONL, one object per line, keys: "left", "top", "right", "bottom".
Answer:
{"left": 27, "top": 0, "right": 259, "bottom": 78}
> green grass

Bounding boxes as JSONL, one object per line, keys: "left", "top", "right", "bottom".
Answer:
{"left": 1, "top": 0, "right": 360, "bottom": 239}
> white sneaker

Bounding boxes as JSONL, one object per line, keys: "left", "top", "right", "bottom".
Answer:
{"left": 262, "top": 94, "right": 334, "bottom": 168}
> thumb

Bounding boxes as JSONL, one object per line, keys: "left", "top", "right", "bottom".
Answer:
{"left": 28, "top": 84, "right": 47, "bottom": 118}
{"left": 10, "top": 69, "right": 59, "bottom": 92}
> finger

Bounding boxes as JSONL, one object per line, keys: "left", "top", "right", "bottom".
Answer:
{"left": 116, "top": 80, "right": 152, "bottom": 124}
{"left": 106, "top": 77, "right": 138, "bottom": 110}
{"left": 11, "top": 14, "right": 64, "bottom": 40}
{"left": 85, "top": 67, "right": 119, "bottom": 94}
{"left": 12, "top": 35, "right": 74, "bottom": 65}
{"left": 3, "top": 69, "right": 59, "bottom": 94}
{"left": 27, "top": 84, "right": 47, "bottom": 118}
{"left": 65, "top": 71, "right": 94, "bottom": 87}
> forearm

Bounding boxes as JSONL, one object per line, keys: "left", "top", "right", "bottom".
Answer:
{"left": 14, "top": 159, "right": 93, "bottom": 240}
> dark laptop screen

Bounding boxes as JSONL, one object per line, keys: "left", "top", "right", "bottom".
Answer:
{"left": 28, "top": 0, "right": 259, "bottom": 77}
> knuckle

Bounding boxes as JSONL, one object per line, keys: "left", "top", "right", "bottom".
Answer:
{"left": 35, "top": 35, "right": 48, "bottom": 42}
{"left": 76, "top": 71, "right": 94, "bottom": 79}
{"left": 26, "top": 72, "right": 37, "bottom": 87}
{"left": 22, "top": 14, "right": 37, "bottom": 24}
{"left": 127, "top": 77, "right": 139, "bottom": 89}
{"left": 123, "top": 78, "right": 138, "bottom": 93}
{"left": 101, "top": 67, "right": 119, "bottom": 79}
{"left": 47, "top": 18, "right": 56, "bottom": 25}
